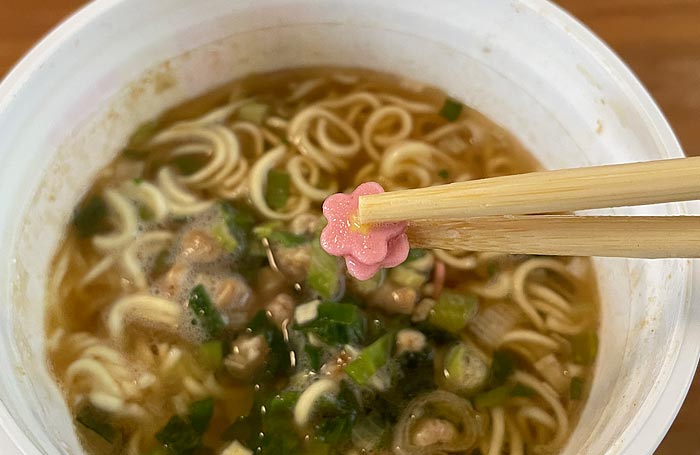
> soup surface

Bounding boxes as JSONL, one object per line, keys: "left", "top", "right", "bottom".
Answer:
{"left": 46, "top": 67, "right": 599, "bottom": 455}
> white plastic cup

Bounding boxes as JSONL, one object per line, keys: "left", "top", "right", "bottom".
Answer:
{"left": 1, "top": 0, "right": 698, "bottom": 454}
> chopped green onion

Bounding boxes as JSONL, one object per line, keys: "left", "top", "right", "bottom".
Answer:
{"left": 439, "top": 97, "right": 463, "bottom": 122}
{"left": 76, "top": 404, "right": 117, "bottom": 443}
{"left": 172, "top": 154, "right": 208, "bottom": 176}
{"left": 396, "top": 348, "right": 436, "bottom": 401}
{"left": 155, "top": 398, "right": 214, "bottom": 454}
{"left": 350, "top": 269, "right": 385, "bottom": 296}
{"left": 212, "top": 220, "right": 239, "bottom": 253}
{"left": 138, "top": 205, "right": 155, "bottom": 221}
{"left": 315, "top": 416, "right": 354, "bottom": 446}
{"left": 253, "top": 220, "right": 308, "bottom": 247}
{"left": 389, "top": 265, "right": 427, "bottom": 288}
{"left": 438, "top": 169, "right": 450, "bottom": 180}
{"left": 260, "top": 430, "right": 301, "bottom": 453}
{"left": 188, "top": 285, "right": 225, "bottom": 340}
{"left": 299, "top": 302, "right": 365, "bottom": 346}
{"left": 239, "top": 102, "right": 269, "bottom": 124}
{"left": 269, "top": 231, "right": 308, "bottom": 247}
{"left": 256, "top": 389, "right": 303, "bottom": 452}
{"left": 303, "top": 343, "right": 322, "bottom": 371}
{"left": 345, "top": 334, "right": 393, "bottom": 385}
{"left": 307, "top": 239, "right": 343, "bottom": 300}
{"left": 511, "top": 383, "right": 535, "bottom": 397}
{"left": 428, "top": 291, "right": 478, "bottom": 334}
{"left": 441, "top": 343, "right": 489, "bottom": 395}
{"left": 351, "top": 413, "right": 388, "bottom": 451}
{"left": 155, "top": 416, "right": 201, "bottom": 455}
{"left": 570, "top": 330, "right": 598, "bottom": 365}
{"left": 570, "top": 376, "right": 584, "bottom": 400}
{"left": 221, "top": 412, "right": 261, "bottom": 445}
{"left": 312, "top": 381, "right": 360, "bottom": 444}
{"left": 473, "top": 385, "right": 511, "bottom": 410}
{"left": 221, "top": 202, "right": 256, "bottom": 232}
{"left": 198, "top": 340, "right": 224, "bottom": 370}
{"left": 253, "top": 220, "right": 284, "bottom": 239}
{"left": 133, "top": 178, "right": 144, "bottom": 185}
{"left": 473, "top": 382, "right": 535, "bottom": 410}
{"left": 188, "top": 397, "right": 215, "bottom": 433}
{"left": 218, "top": 202, "right": 258, "bottom": 259}
{"left": 265, "top": 169, "right": 291, "bottom": 210}
{"left": 150, "top": 249, "right": 172, "bottom": 279}
{"left": 405, "top": 248, "right": 427, "bottom": 262}
{"left": 73, "top": 196, "right": 109, "bottom": 238}
{"left": 305, "top": 440, "right": 331, "bottom": 455}
{"left": 490, "top": 350, "right": 515, "bottom": 385}
{"left": 247, "top": 310, "right": 291, "bottom": 377}
{"left": 268, "top": 391, "right": 301, "bottom": 413}
{"left": 317, "top": 301, "right": 362, "bottom": 334}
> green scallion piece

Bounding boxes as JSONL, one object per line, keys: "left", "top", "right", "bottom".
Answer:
{"left": 389, "top": 266, "right": 427, "bottom": 288}
{"left": 439, "top": 97, "right": 463, "bottom": 122}
{"left": 570, "top": 330, "right": 598, "bottom": 365}
{"left": 490, "top": 350, "right": 515, "bottom": 385}
{"left": 570, "top": 376, "right": 584, "bottom": 400}
{"left": 154, "top": 397, "right": 214, "bottom": 454}
{"left": 188, "top": 397, "right": 214, "bottom": 433}
{"left": 239, "top": 102, "right": 269, "bottom": 124}
{"left": 188, "top": 284, "right": 225, "bottom": 340}
{"left": 307, "top": 239, "right": 343, "bottom": 300}
{"left": 211, "top": 220, "right": 239, "bottom": 253}
{"left": 138, "top": 205, "right": 155, "bottom": 221}
{"left": 473, "top": 385, "right": 511, "bottom": 410}
{"left": 265, "top": 169, "right": 291, "bottom": 210}
{"left": 511, "top": 383, "right": 535, "bottom": 397}
{"left": 73, "top": 196, "right": 109, "bottom": 238}
{"left": 299, "top": 302, "right": 365, "bottom": 345}
{"left": 253, "top": 220, "right": 284, "bottom": 239}
{"left": 428, "top": 290, "right": 478, "bottom": 334}
{"left": 345, "top": 334, "right": 393, "bottom": 385}
{"left": 198, "top": 340, "right": 224, "bottom": 370}
{"left": 76, "top": 404, "right": 117, "bottom": 443}
{"left": 350, "top": 269, "right": 385, "bottom": 295}
{"left": 155, "top": 416, "right": 201, "bottom": 455}
{"left": 150, "top": 248, "right": 172, "bottom": 279}
{"left": 269, "top": 231, "right": 308, "bottom": 247}
{"left": 442, "top": 343, "right": 489, "bottom": 395}
{"left": 405, "top": 248, "right": 427, "bottom": 262}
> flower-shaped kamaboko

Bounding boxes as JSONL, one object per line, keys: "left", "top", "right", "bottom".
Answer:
{"left": 320, "top": 182, "right": 409, "bottom": 280}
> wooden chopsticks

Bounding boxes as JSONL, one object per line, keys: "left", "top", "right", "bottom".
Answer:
{"left": 357, "top": 156, "right": 700, "bottom": 223}
{"left": 354, "top": 157, "right": 700, "bottom": 258}
{"left": 407, "top": 215, "right": 700, "bottom": 258}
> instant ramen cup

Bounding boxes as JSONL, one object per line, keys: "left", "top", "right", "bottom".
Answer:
{"left": 0, "top": 0, "right": 699, "bottom": 454}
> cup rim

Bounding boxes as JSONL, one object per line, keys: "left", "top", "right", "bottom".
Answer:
{"left": 0, "top": 1, "right": 697, "bottom": 454}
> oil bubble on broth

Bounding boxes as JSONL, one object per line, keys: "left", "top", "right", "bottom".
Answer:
{"left": 46, "top": 67, "right": 599, "bottom": 455}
